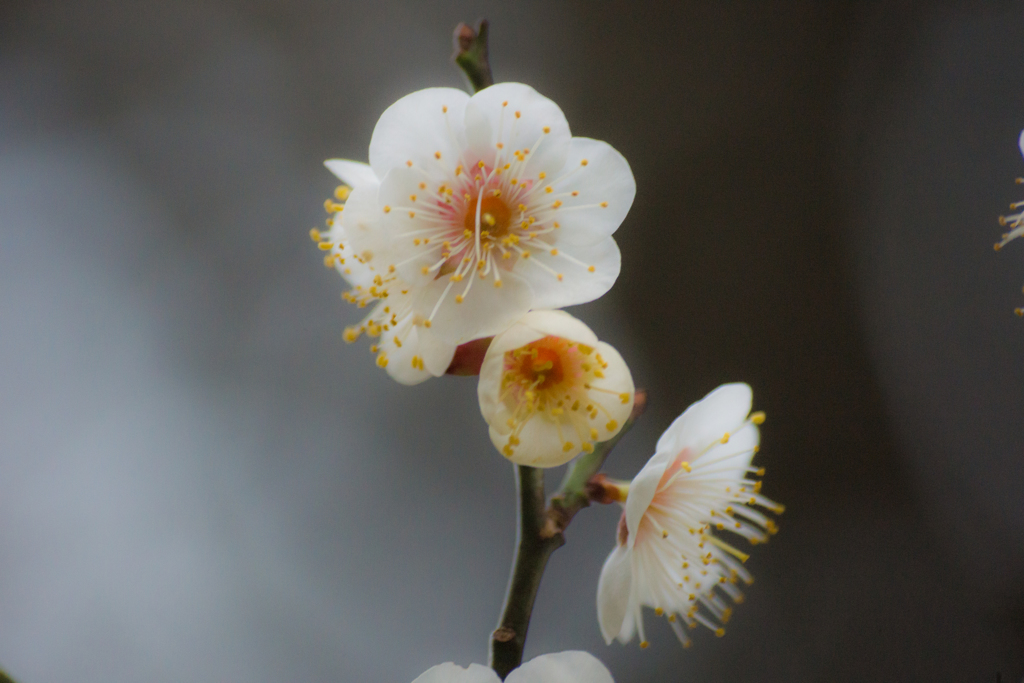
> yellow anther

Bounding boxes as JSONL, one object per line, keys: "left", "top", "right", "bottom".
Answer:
{"left": 515, "top": 111, "right": 521, "bottom": 118}
{"left": 502, "top": 100, "right": 508, "bottom": 106}
{"left": 571, "top": 191, "right": 579, "bottom": 197}
{"left": 434, "top": 151, "right": 441, "bottom": 159}
{"left": 421, "top": 265, "right": 430, "bottom": 275}
{"left": 654, "top": 607, "right": 664, "bottom": 616}
{"left": 323, "top": 255, "right": 334, "bottom": 268}
{"left": 376, "top": 353, "right": 389, "bottom": 368}
{"left": 600, "top": 201, "right": 609, "bottom": 208}
{"left": 477, "top": 160, "right": 485, "bottom": 168}
{"left": 557, "top": 274, "right": 564, "bottom": 281}
{"left": 455, "top": 165, "right": 463, "bottom": 176}
{"left": 581, "top": 442, "right": 594, "bottom": 453}
{"left": 383, "top": 206, "right": 391, "bottom": 213}
{"left": 343, "top": 327, "right": 360, "bottom": 343}
{"left": 442, "top": 105, "right": 448, "bottom": 113}
{"left": 521, "top": 251, "right": 531, "bottom": 259}
{"left": 552, "top": 200, "right": 562, "bottom": 208}
{"left": 721, "top": 432, "right": 730, "bottom": 444}
{"left": 588, "top": 265, "right": 596, "bottom": 272}
{"left": 494, "top": 279, "right": 503, "bottom": 288}
{"left": 545, "top": 187, "right": 553, "bottom": 194}
{"left": 750, "top": 411, "right": 766, "bottom": 425}
{"left": 543, "top": 126, "right": 550, "bottom": 133}
{"left": 619, "top": 392, "right": 630, "bottom": 404}
{"left": 423, "top": 320, "right": 432, "bottom": 328}
{"left": 450, "top": 274, "right": 463, "bottom": 282}
{"left": 562, "top": 441, "right": 574, "bottom": 452}
{"left": 406, "top": 160, "right": 413, "bottom": 167}
{"left": 317, "top": 242, "right": 333, "bottom": 251}
{"left": 606, "top": 420, "right": 618, "bottom": 431}
{"left": 661, "top": 530, "right": 668, "bottom": 538}
{"left": 538, "top": 172, "right": 546, "bottom": 179}
{"left": 334, "top": 186, "right": 351, "bottom": 200}
{"left": 497, "top": 142, "right": 504, "bottom": 149}
{"left": 639, "top": 641, "right": 650, "bottom": 650}
{"left": 309, "top": 228, "right": 322, "bottom": 242}
{"left": 455, "top": 294, "right": 464, "bottom": 303}
{"left": 581, "top": 159, "right": 589, "bottom": 166}
{"left": 715, "top": 628, "right": 725, "bottom": 637}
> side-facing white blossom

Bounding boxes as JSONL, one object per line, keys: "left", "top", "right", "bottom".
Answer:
{"left": 313, "top": 160, "right": 456, "bottom": 384}
{"left": 412, "top": 651, "right": 613, "bottom": 683}
{"left": 478, "top": 310, "right": 634, "bottom": 467}
{"left": 324, "top": 82, "right": 634, "bottom": 345}
{"left": 596, "top": 383, "right": 783, "bottom": 648}
{"left": 994, "top": 129, "right": 1024, "bottom": 317}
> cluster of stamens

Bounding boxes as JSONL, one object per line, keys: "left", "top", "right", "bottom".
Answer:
{"left": 310, "top": 185, "right": 431, "bottom": 373}
{"left": 995, "top": 177, "right": 1024, "bottom": 316}
{"left": 498, "top": 336, "right": 629, "bottom": 459}
{"left": 384, "top": 101, "right": 609, "bottom": 320}
{"left": 628, "top": 412, "right": 784, "bottom": 648}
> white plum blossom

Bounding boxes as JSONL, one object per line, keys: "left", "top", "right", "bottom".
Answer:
{"left": 326, "top": 82, "right": 635, "bottom": 345}
{"left": 313, "top": 160, "right": 456, "bottom": 384}
{"left": 994, "top": 129, "right": 1024, "bottom": 317}
{"left": 477, "top": 310, "right": 634, "bottom": 467}
{"left": 411, "top": 651, "right": 613, "bottom": 683}
{"left": 596, "top": 383, "right": 783, "bottom": 648}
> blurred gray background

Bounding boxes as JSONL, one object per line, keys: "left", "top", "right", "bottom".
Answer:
{"left": 1, "top": 0, "right": 1023, "bottom": 680}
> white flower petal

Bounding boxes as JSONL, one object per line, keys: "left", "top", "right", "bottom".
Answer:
{"left": 1018, "top": 128, "right": 1024, "bottom": 158}
{"left": 507, "top": 651, "right": 614, "bottom": 683}
{"left": 324, "top": 159, "right": 378, "bottom": 190}
{"left": 337, "top": 181, "right": 389, "bottom": 267}
{"left": 544, "top": 138, "right": 635, "bottom": 247}
{"left": 526, "top": 237, "right": 621, "bottom": 311}
{"left": 487, "top": 417, "right": 571, "bottom": 467}
{"left": 464, "top": 83, "right": 572, "bottom": 180}
{"left": 369, "top": 87, "right": 470, "bottom": 179}
{"left": 597, "top": 544, "right": 633, "bottom": 644}
{"left": 513, "top": 309, "right": 599, "bottom": 345}
{"left": 378, "top": 322, "right": 455, "bottom": 386}
{"left": 412, "top": 662, "right": 500, "bottom": 683}
{"left": 413, "top": 270, "right": 534, "bottom": 344}
{"left": 655, "top": 382, "right": 753, "bottom": 456}
{"left": 623, "top": 449, "right": 674, "bottom": 547}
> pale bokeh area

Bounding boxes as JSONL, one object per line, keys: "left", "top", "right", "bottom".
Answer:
{"left": 0, "top": 2, "right": 1022, "bottom": 681}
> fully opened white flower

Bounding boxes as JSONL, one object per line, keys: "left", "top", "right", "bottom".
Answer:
{"left": 994, "top": 129, "right": 1024, "bottom": 317}
{"left": 412, "top": 651, "right": 613, "bottom": 683}
{"left": 478, "top": 310, "right": 634, "bottom": 467}
{"left": 313, "top": 160, "right": 456, "bottom": 384}
{"left": 596, "top": 383, "right": 783, "bottom": 648}
{"left": 330, "top": 82, "right": 634, "bottom": 345}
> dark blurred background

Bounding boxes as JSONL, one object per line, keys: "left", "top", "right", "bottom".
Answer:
{"left": 1, "top": 0, "right": 1023, "bottom": 681}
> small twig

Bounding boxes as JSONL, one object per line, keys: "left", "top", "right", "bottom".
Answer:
{"left": 488, "top": 391, "right": 647, "bottom": 679}
{"left": 453, "top": 20, "right": 494, "bottom": 92}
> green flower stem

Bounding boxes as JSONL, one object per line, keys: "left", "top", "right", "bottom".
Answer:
{"left": 488, "top": 391, "right": 647, "bottom": 680}
{"left": 453, "top": 20, "right": 494, "bottom": 93}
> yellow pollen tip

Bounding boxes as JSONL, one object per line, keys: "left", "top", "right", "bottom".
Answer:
{"left": 639, "top": 641, "right": 650, "bottom": 650}
{"left": 442, "top": 105, "right": 448, "bottom": 113}
{"left": 1017, "top": 308, "right": 1024, "bottom": 317}
{"left": 606, "top": 420, "right": 618, "bottom": 431}
{"left": 434, "top": 151, "right": 441, "bottom": 159}
{"left": 422, "top": 266, "right": 430, "bottom": 274}
{"left": 376, "top": 354, "right": 389, "bottom": 368}
{"left": 423, "top": 320, "right": 432, "bottom": 328}
{"left": 562, "top": 441, "right": 574, "bottom": 452}
{"left": 539, "top": 172, "right": 546, "bottom": 179}
{"left": 334, "top": 186, "right": 350, "bottom": 200}
{"left": 317, "top": 242, "right": 333, "bottom": 251}
{"left": 600, "top": 201, "right": 609, "bottom": 208}
{"left": 552, "top": 200, "right": 562, "bottom": 208}
{"left": 455, "top": 294, "right": 464, "bottom": 303}
{"left": 721, "top": 432, "right": 730, "bottom": 444}
{"left": 309, "top": 228, "right": 321, "bottom": 242}
{"left": 543, "top": 126, "right": 550, "bottom": 133}
{"left": 654, "top": 607, "right": 664, "bottom": 616}
{"left": 494, "top": 280, "right": 503, "bottom": 288}
{"left": 383, "top": 206, "right": 391, "bottom": 213}
{"left": 619, "top": 393, "right": 630, "bottom": 404}
{"left": 750, "top": 411, "right": 766, "bottom": 425}
{"left": 406, "top": 160, "right": 413, "bottom": 167}
{"left": 588, "top": 265, "right": 596, "bottom": 272}
{"left": 477, "top": 161, "right": 485, "bottom": 168}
